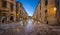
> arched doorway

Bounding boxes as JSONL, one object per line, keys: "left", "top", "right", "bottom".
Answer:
{"left": 2, "top": 15, "right": 7, "bottom": 23}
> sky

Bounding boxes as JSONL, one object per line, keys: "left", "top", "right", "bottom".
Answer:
{"left": 16, "top": 0, "right": 40, "bottom": 16}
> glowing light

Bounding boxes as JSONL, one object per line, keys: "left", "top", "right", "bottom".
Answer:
{"left": 54, "top": 7, "right": 57, "bottom": 11}
{"left": 48, "top": 7, "right": 57, "bottom": 15}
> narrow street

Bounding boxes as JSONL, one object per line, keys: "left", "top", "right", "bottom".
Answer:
{"left": 0, "top": 19, "right": 60, "bottom": 35}
{"left": 0, "top": 0, "right": 60, "bottom": 35}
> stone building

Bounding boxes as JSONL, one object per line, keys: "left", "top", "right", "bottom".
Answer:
{"left": 55, "top": 0, "right": 60, "bottom": 25}
{"left": 16, "top": 2, "right": 28, "bottom": 21}
{"left": 44, "top": 0, "right": 60, "bottom": 25}
{"left": 0, "top": 0, "right": 28, "bottom": 24}
{"left": 33, "top": 0, "right": 60, "bottom": 25}
{"left": 0, "top": 0, "right": 16, "bottom": 24}
{"left": 47, "top": 0, "right": 57, "bottom": 25}
{"left": 20, "top": 3, "right": 28, "bottom": 20}
{"left": 16, "top": 2, "right": 21, "bottom": 21}
{"left": 32, "top": 3, "right": 41, "bottom": 22}
{"left": 16, "top": 2, "right": 28, "bottom": 26}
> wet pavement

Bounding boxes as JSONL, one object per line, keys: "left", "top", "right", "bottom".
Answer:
{"left": 0, "top": 19, "right": 60, "bottom": 35}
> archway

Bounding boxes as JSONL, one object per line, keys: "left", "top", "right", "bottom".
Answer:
{"left": 2, "top": 15, "right": 7, "bottom": 23}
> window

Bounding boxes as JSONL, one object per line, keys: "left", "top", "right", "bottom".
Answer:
{"left": 47, "top": 21, "right": 48, "bottom": 24}
{"left": 10, "top": 16, "right": 14, "bottom": 21}
{"left": 40, "top": 13, "right": 41, "bottom": 17}
{"left": 16, "top": 5, "right": 18, "bottom": 13}
{"left": 40, "top": 13, "right": 41, "bottom": 15}
{"left": 40, "top": 5, "right": 41, "bottom": 10}
{"left": 45, "top": 0, "right": 48, "bottom": 5}
{"left": 2, "top": 0, "right": 7, "bottom": 8}
{"left": 20, "top": 3, "right": 22, "bottom": 8}
{"left": 45, "top": 10, "right": 47, "bottom": 13}
{"left": 10, "top": 3, "right": 14, "bottom": 11}
{"left": 0, "top": 10, "right": 1, "bottom": 13}
{"left": 40, "top": 0, "right": 41, "bottom": 10}
{"left": 57, "top": 1, "right": 59, "bottom": 6}
{"left": 45, "top": 10, "right": 48, "bottom": 22}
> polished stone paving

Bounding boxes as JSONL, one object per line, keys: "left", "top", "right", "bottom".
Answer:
{"left": 0, "top": 19, "right": 60, "bottom": 35}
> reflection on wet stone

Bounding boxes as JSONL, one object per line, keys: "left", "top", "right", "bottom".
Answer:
{"left": 0, "top": 19, "right": 60, "bottom": 35}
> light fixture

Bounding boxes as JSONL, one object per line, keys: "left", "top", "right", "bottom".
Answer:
{"left": 54, "top": 7, "right": 57, "bottom": 11}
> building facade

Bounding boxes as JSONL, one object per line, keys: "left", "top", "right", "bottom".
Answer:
{"left": 32, "top": 3, "right": 41, "bottom": 22}
{"left": 16, "top": 2, "right": 28, "bottom": 26}
{"left": 16, "top": 2, "right": 28, "bottom": 21}
{"left": 0, "top": 0, "right": 28, "bottom": 24}
{"left": 16, "top": 2, "right": 21, "bottom": 21}
{"left": 55, "top": 0, "right": 60, "bottom": 25}
{"left": 0, "top": 0, "right": 16, "bottom": 24}
{"left": 33, "top": 0, "right": 60, "bottom": 25}
{"left": 20, "top": 4, "right": 28, "bottom": 20}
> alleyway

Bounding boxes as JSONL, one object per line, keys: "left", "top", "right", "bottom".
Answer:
{"left": 0, "top": 19, "right": 60, "bottom": 35}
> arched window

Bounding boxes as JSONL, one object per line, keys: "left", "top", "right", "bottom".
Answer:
{"left": 57, "top": 1, "right": 59, "bottom": 7}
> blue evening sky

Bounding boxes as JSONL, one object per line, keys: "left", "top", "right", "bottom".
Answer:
{"left": 16, "top": 0, "right": 40, "bottom": 16}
